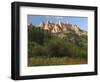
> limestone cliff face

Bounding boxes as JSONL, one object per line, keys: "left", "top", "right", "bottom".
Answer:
{"left": 71, "top": 24, "right": 81, "bottom": 33}
{"left": 52, "top": 24, "right": 62, "bottom": 33}
{"left": 39, "top": 20, "right": 82, "bottom": 34}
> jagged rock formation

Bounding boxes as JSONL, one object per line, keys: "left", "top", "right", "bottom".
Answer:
{"left": 39, "top": 20, "right": 82, "bottom": 34}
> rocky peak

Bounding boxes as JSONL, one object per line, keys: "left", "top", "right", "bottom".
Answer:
{"left": 71, "top": 24, "right": 81, "bottom": 33}
{"left": 39, "top": 21, "right": 45, "bottom": 29}
{"left": 52, "top": 24, "right": 61, "bottom": 33}
{"left": 38, "top": 21, "right": 83, "bottom": 34}
{"left": 58, "top": 20, "right": 63, "bottom": 29}
{"left": 46, "top": 20, "right": 50, "bottom": 24}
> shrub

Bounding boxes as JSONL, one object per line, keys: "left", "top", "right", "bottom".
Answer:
{"left": 78, "top": 49, "right": 87, "bottom": 58}
{"left": 45, "top": 38, "right": 70, "bottom": 57}
{"left": 28, "top": 42, "right": 38, "bottom": 57}
{"left": 33, "top": 45, "right": 46, "bottom": 56}
{"left": 28, "top": 28, "right": 44, "bottom": 45}
{"left": 69, "top": 46, "right": 87, "bottom": 59}
{"left": 29, "top": 43, "right": 49, "bottom": 57}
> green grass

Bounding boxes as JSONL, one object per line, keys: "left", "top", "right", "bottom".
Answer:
{"left": 28, "top": 56, "right": 87, "bottom": 66}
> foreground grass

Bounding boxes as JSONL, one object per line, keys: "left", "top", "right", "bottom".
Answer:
{"left": 28, "top": 56, "right": 87, "bottom": 66}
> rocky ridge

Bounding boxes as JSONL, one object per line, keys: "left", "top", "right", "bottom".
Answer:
{"left": 39, "top": 20, "right": 82, "bottom": 34}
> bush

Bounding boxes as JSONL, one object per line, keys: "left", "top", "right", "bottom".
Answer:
{"left": 28, "top": 39, "right": 87, "bottom": 59}
{"left": 28, "top": 42, "right": 49, "bottom": 57}
{"left": 78, "top": 49, "right": 87, "bottom": 58}
{"left": 45, "top": 38, "right": 70, "bottom": 57}
{"left": 28, "top": 42, "right": 38, "bottom": 57}
{"left": 32, "top": 45, "right": 49, "bottom": 56}
{"left": 69, "top": 46, "right": 87, "bottom": 58}
{"left": 28, "top": 28, "right": 44, "bottom": 45}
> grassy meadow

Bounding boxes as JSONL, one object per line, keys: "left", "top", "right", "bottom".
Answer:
{"left": 28, "top": 56, "right": 87, "bottom": 66}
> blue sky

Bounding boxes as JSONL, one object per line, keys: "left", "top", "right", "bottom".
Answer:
{"left": 28, "top": 15, "right": 88, "bottom": 31}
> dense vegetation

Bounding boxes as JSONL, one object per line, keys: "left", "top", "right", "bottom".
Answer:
{"left": 28, "top": 25, "right": 88, "bottom": 66}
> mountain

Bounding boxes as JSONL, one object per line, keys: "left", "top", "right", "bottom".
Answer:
{"left": 28, "top": 21, "right": 88, "bottom": 58}
{"left": 28, "top": 21, "right": 88, "bottom": 59}
{"left": 39, "top": 20, "right": 85, "bottom": 35}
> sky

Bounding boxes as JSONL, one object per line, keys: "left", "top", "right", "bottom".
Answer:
{"left": 28, "top": 15, "right": 88, "bottom": 31}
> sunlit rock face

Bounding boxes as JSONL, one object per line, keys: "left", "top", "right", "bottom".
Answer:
{"left": 38, "top": 20, "right": 83, "bottom": 34}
